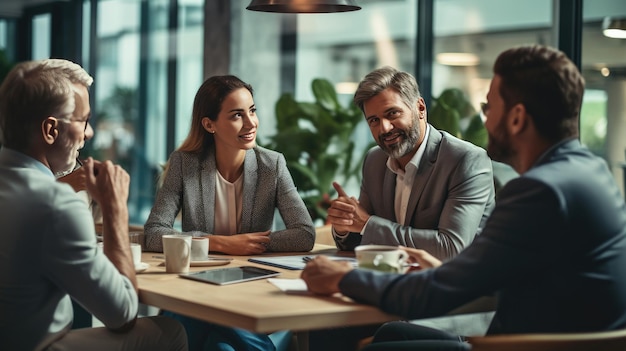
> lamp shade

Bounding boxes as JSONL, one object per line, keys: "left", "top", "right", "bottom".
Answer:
{"left": 246, "top": 0, "right": 361, "bottom": 13}
{"left": 602, "top": 17, "right": 626, "bottom": 39}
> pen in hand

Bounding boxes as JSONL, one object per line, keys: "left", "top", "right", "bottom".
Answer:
{"left": 302, "top": 256, "right": 314, "bottom": 263}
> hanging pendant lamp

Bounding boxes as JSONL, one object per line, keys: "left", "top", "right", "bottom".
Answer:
{"left": 246, "top": 0, "right": 361, "bottom": 13}
{"left": 602, "top": 17, "right": 626, "bottom": 39}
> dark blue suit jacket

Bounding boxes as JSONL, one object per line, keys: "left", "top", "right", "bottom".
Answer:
{"left": 340, "top": 139, "right": 626, "bottom": 334}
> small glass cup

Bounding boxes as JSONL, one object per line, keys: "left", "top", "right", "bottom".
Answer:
{"left": 129, "top": 232, "right": 145, "bottom": 251}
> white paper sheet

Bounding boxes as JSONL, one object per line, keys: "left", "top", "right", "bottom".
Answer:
{"left": 268, "top": 278, "right": 309, "bottom": 294}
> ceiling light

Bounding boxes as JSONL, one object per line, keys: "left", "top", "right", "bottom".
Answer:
{"left": 436, "top": 52, "right": 480, "bottom": 67}
{"left": 602, "top": 17, "right": 626, "bottom": 39}
{"left": 246, "top": 0, "right": 361, "bottom": 13}
{"left": 601, "top": 67, "right": 610, "bottom": 77}
{"left": 335, "top": 82, "right": 359, "bottom": 95}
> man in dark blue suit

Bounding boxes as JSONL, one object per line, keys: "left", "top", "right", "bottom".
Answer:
{"left": 301, "top": 44, "right": 626, "bottom": 350}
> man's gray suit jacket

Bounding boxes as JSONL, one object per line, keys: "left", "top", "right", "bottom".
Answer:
{"left": 145, "top": 146, "right": 315, "bottom": 253}
{"left": 335, "top": 126, "right": 495, "bottom": 261}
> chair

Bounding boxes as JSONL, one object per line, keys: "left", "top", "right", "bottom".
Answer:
{"left": 466, "top": 328, "right": 626, "bottom": 351}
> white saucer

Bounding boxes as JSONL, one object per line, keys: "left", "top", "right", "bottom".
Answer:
{"left": 190, "top": 258, "right": 232, "bottom": 267}
{"left": 135, "top": 262, "right": 150, "bottom": 273}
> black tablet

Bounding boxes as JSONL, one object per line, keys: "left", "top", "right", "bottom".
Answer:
{"left": 179, "top": 266, "right": 281, "bottom": 285}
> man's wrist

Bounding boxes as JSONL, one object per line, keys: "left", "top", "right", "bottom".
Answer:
{"left": 332, "top": 227, "right": 350, "bottom": 237}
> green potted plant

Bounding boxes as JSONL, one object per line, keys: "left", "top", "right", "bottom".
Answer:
{"left": 428, "top": 88, "right": 487, "bottom": 149}
{"left": 261, "top": 79, "right": 365, "bottom": 224}
{"left": 428, "top": 88, "right": 518, "bottom": 192}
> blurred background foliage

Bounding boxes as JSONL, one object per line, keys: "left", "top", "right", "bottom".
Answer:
{"left": 262, "top": 78, "right": 366, "bottom": 224}
{"left": 0, "top": 48, "right": 12, "bottom": 84}
{"left": 428, "top": 88, "right": 488, "bottom": 149}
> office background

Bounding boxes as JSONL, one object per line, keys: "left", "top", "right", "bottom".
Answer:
{"left": 0, "top": 0, "right": 624, "bottom": 225}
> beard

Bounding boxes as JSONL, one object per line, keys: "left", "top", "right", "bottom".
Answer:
{"left": 51, "top": 130, "right": 80, "bottom": 178}
{"left": 487, "top": 118, "right": 515, "bottom": 165}
{"left": 377, "top": 113, "right": 421, "bottom": 160}
{"left": 53, "top": 158, "right": 78, "bottom": 178}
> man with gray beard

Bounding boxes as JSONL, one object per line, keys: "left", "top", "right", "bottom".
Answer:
{"left": 329, "top": 66, "right": 494, "bottom": 262}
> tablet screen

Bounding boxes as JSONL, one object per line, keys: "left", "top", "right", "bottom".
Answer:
{"left": 179, "top": 266, "right": 281, "bottom": 285}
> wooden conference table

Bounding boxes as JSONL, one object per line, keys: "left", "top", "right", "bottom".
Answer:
{"left": 137, "top": 244, "right": 401, "bottom": 348}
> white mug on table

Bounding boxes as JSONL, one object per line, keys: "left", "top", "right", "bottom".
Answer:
{"left": 191, "top": 237, "right": 209, "bottom": 262}
{"left": 355, "top": 244, "right": 408, "bottom": 273}
{"left": 130, "top": 243, "right": 142, "bottom": 266}
{"left": 98, "top": 241, "right": 143, "bottom": 269}
{"left": 162, "top": 234, "right": 192, "bottom": 273}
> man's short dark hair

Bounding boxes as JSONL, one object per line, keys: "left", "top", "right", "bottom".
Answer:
{"left": 494, "top": 45, "right": 584, "bottom": 141}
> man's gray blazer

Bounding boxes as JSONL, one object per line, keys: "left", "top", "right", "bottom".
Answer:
{"left": 145, "top": 146, "right": 315, "bottom": 253}
{"left": 335, "top": 125, "right": 495, "bottom": 261}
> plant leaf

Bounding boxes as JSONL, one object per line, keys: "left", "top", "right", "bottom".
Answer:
{"left": 463, "top": 113, "right": 488, "bottom": 149}
{"left": 429, "top": 103, "right": 461, "bottom": 138}
{"left": 312, "top": 78, "right": 340, "bottom": 111}
{"left": 275, "top": 93, "right": 301, "bottom": 130}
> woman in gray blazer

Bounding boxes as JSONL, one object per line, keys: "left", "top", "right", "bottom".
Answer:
{"left": 144, "top": 76, "right": 315, "bottom": 255}
{"left": 144, "top": 75, "right": 315, "bottom": 351}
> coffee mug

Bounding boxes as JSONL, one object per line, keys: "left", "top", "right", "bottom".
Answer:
{"left": 130, "top": 243, "right": 142, "bottom": 266}
{"left": 162, "top": 234, "right": 192, "bottom": 273}
{"left": 191, "top": 237, "right": 209, "bottom": 262}
{"left": 355, "top": 244, "right": 408, "bottom": 273}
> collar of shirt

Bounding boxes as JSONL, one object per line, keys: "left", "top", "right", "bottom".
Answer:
{"left": 386, "top": 124, "right": 430, "bottom": 182}
{"left": 0, "top": 147, "right": 54, "bottom": 178}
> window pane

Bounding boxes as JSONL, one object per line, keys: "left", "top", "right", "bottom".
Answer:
{"left": 141, "top": 0, "right": 169, "bottom": 223}
{"left": 89, "top": 0, "right": 142, "bottom": 221}
{"left": 233, "top": 0, "right": 416, "bottom": 224}
{"left": 432, "top": 0, "right": 552, "bottom": 189}
{"left": 32, "top": 13, "right": 51, "bottom": 60}
{"left": 175, "top": 0, "right": 204, "bottom": 148}
{"left": 82, "top": 0, "right": 205, "bottom": 224}
{"left": 0, "top": 18, "right": 16, "bottom": 83}
{"left": 582, "top": 0, "right": 626, "bottom": 197}
{"left": 433, "top": 0, "right": 552, "bottom": 111}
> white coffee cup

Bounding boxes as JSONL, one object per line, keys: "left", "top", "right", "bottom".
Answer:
{"left": 130, "top": 243, "right": 142, "bottom": 266}
{"left": 191, "top": 237, "right": 209, "bottom": 262}
{"left": 162, "top": 234, "right": 192, "bottom": 273}
{"left": 355, "top": 244, "right": 408, "bottom": 273}
{"left": 129, "top": 232, "right": 145, "bottom": 250}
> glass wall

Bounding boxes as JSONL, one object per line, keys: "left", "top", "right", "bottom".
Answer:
{"left": 231, "top": 0, "right": 417, "bottom": 224}
{"left": 31, "top": 13, "right": 51, "bottom": 60}
{"left": 431, "top": 0, "right": 553, "bottom": 188}
{"left": 88, "top": 0, "right": 142, "bottom": 220}
{"left": 85, "top": 0, "right": 204, "bottom": 223}
{"left": 432, "top": 0, "right": 553, "bottom": 106}
{"left": 175, "top": 0, "right": 204, "bottom": 147}
{"left": 5, "top": 0, "right": 623, "bottom": 224}
{"left": 581, "top": 0, "right": 626, "bottom": 196}
{"left": 0, "top": 18, "right": 16, "bottom": 83}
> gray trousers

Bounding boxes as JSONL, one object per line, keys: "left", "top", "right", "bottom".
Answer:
{"left": 45, "top": 316, "right": 188, "bottom": 351}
